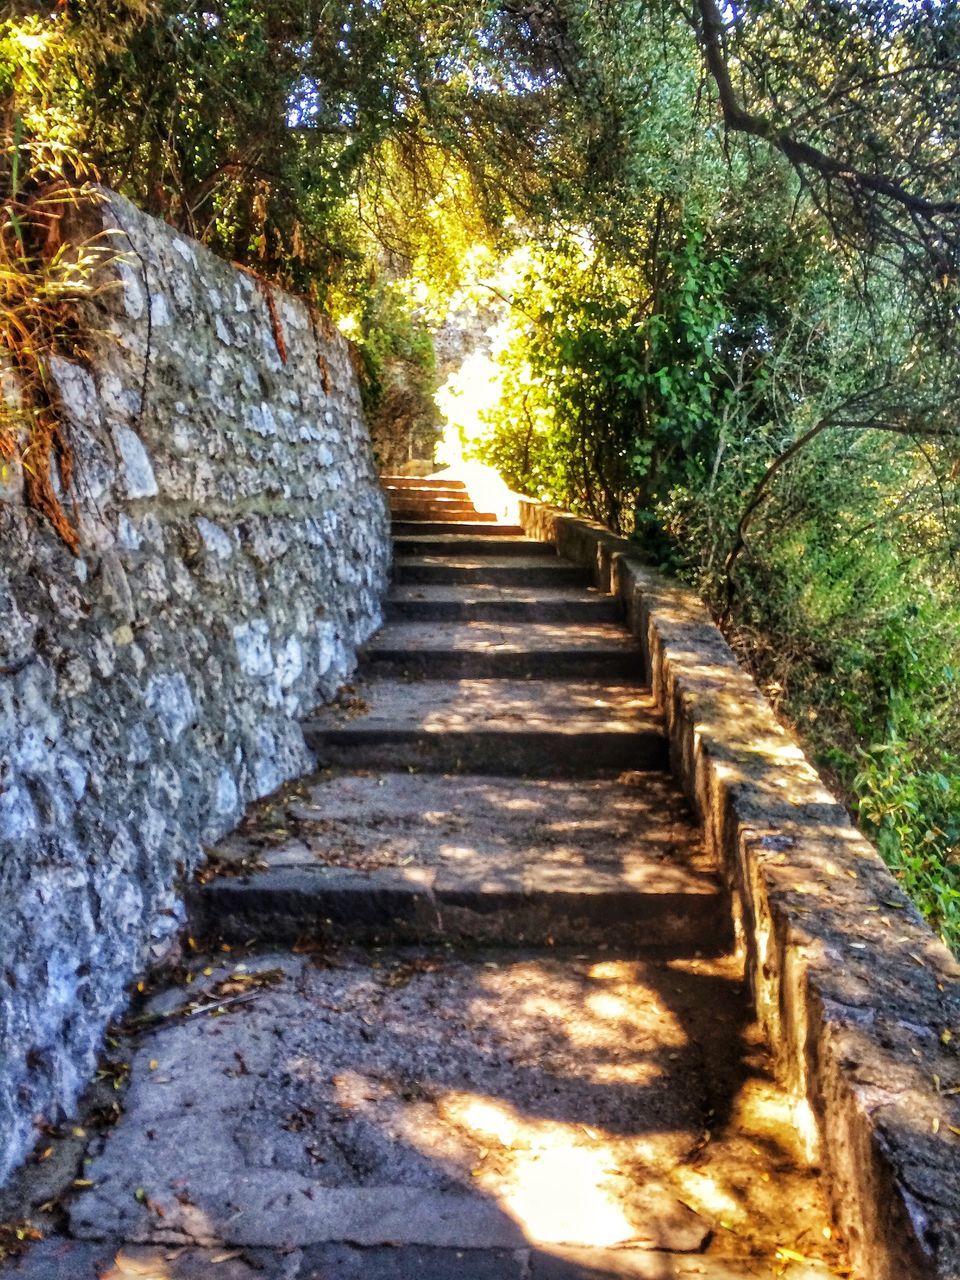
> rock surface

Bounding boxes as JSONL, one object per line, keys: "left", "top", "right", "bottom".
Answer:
{"left": 0, "top": 190, "right": 389, "bottom": 1181}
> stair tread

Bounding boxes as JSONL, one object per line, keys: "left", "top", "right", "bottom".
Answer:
{"left": 366, "top": 620, "right": 638, "bottom": 655}
{"left": 387, "top": 494, "right": 472, "bottom": 502}
{"left": 387, "top": 583, "right": 611, "bottom": 603}
{"left": 390, "top": 509, "right": 499, "bottom": 522}
{"left": 388, "top": 492, "right": 478, "bottom": 502}
{"left": 392, "top": 520, "right": 523, "bottom": 536}
{"left": 305, "top": 678, "right": 659, "bottom": 735}
{"left": 384, "top": 484, "right": 468, "bottom": 495}
{"left": 392, "top": 535, "right": 551, "bottom": 551}
{"left": 68, "top": 951, "right": 743, "bottom": 1254}
{"left": 213, "top": 771, "right": 715, "bottom": 891}
{"left": 381, "top": 474, "right": 467, "bottom": 488}
{"left": 394, "top": 554, "right": 586, "bottom": 571}
{"left": 390, "top": 508, "right": 486, "bottom": 517}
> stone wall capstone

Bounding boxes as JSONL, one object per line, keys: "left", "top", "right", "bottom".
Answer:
{"left": 0, "top": 190, "right": 390, "bottom": 1183}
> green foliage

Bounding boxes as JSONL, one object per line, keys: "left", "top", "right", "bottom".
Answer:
{"left": 723, "top": 504, "right": 960, "bottom": 951}
{"left": 347, "top": 281, "right": 438, "bottom": 470}
{"left": 480, "top": 228, "right": 732, "bottom": 531}
{"left": 5, "top": 0, "right": 960, "bottom": 951}
{"left": 854, "top": 718, "right": 960, "bottom": 953}
{"left": 49, "top": 0, "right": 583, "bottom": 293}
{"left": 471, "top": 4, "right": 960, "bottom": 951}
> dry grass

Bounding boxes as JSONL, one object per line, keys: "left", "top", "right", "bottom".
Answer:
{"left": 1, "top": 134, "right": 114, "bottom": 551}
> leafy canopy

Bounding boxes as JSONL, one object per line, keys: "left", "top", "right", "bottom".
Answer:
{"left": 3, "top": 0, "right": 960, "bottom": 945}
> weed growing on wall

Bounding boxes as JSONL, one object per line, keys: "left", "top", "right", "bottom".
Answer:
{"left": 0, "top": 13, "right": 141, "bottom": 550}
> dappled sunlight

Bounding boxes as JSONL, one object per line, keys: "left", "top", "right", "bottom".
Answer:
{"left": 372, "top": 617, "right": 631, "bottom": 645}
{"left": 330, "top": 1066, "right": 692, "bottom": 1248}
{"left": 339, "top": 678, "right": 657, "bottom": 735}
{"left": 260, "top": 769, "right": 709, "bottom": 880}
{"left": 671, "top": 1166, "right": 744, "bottom": 1222}
{"left": 666, "top": 1072, "right": 834, "bottom": 1262}
{"left": 586, "top": 988, "right": 655, "bottom": 1024}
{"left": 436, "top": 1094, "right": 649, "bottom": 1247}
{"left": 471, "top": 958, "right": 689, "bottom": 1069}
{"left": 492, "top": 793, "right": 548, "bottom": 814}
{"left": 99, "top": 1256, "right": 173, "bottom": 1280}
{"left": 42, "top": 946, "right": 849, "bottom": 1274}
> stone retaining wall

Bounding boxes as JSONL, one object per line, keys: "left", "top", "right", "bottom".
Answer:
{"left": 0, "top": 191, "right": 390, "bottom": 1182}
{"left": 518, "top": 499, "right": 960, "bottom": 1280}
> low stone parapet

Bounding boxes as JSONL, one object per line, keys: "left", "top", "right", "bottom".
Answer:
{"left": 518, "top": 499, "right": 960, "bottom": 1280}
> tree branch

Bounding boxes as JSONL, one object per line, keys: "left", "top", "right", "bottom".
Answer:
{"left": 695, "top": 0, "right": 960, "bottom": 231}
{"left": 721, "top": 411, "right": 959, "bottom": 617}
{"left": 722, "top": 417, "right": 830, "bottom": 618}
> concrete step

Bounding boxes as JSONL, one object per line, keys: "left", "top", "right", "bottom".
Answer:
{"left": 386, "top": 489, "right": 470, "bottom": 505}
{"left": 361, "top": 620, "right": 643, "bottom": 679}
{"left": 388, "top": 583, "right": 618, "bottom": 604}
{"left": 392, "top": 535, "right": 555, "bottom": 558}
{"left": 190, "top": 772, "right": 727, "bottom": 950}
{"left": 393, "top": 555, "right": 589, "bottom": 587}
{"left": 381, "top": 475, "right": 467, "bottom": 490}
{"left": 387, "top": 582, "right": 622, "bottom": 622}
{"left": 392, "top": 520, "right": 524, "bottom": 537}
{"left": 64, "top": 950, "right": 777, "bottom": 1265}
{"left": 303, "top": 678, "right": 667, "bottom": 774}
{"left": 385, "top": 595, "right": 621, "bottom": 623}
{"left": 391, "top": 506, "right": 499, "bottom": 524}
{"left": 49, "top": 944, "right": 842, "bottom": 1280}
{"left": 388, "top": 495, "right": 482, "bottom": 511}
{"left": 2, "top": 1240, "right": 842, "bottom": 1279}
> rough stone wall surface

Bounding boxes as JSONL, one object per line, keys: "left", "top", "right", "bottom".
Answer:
{"left": 0, "top": 191, "right": 390, "bottom": 1183}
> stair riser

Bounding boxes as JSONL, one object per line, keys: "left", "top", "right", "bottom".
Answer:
{"left": 386, "top": 483, "right": 471, "bottom": 494}
{"left": 394, "top": 563, "right": 589, "bottom": 586}
{"left": 363, "top": 651, "right": 643, "bottom": 679}
{"left": 393, "top": 538, "right": 555, "bottom": 558}
{"left": 392, "top": 521, "right": 523, "bottom": 537}
{"left": 189, "top": 882, "right": 729, "bottom": 953}
{"left": 388, "top": 498, "right": 482, "bottom": 510}
{"left": 381, "top": 477, "right": 467, "bottom": 490}
{"left": 305, "top": 727, "right": 667, "bottom": 774}
{"left": 385, "top": 599, "right": 622, "bottom": 623}
{"left": 391, "top": 508, "right": 498, "bottom": 523}
{"left": 387, "top": 498, "right": 470, "bottom": 512}
{"left": 388, "top": 502, "right": 480, "bottom": 515}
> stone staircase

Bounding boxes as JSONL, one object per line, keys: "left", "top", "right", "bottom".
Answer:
{"left": 193, "top": 474, "right": 729, "bottom": 953}
{"left": 385, "top": 475, "right": 503, "bottom": 529}
{"left": 4, "top": 475, "right": 847, "bottom": 1279}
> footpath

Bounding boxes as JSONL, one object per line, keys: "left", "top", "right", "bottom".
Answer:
{"left": 0, "top": 477, "right": 847, "bottom": 1279}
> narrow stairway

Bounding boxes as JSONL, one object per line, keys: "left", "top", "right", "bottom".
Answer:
{"left": 3, "top": 476, "right": 847, "bottom": 1280}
